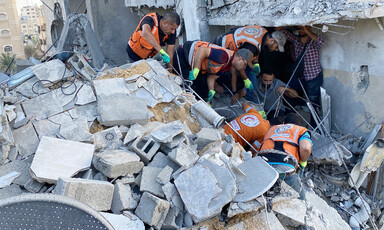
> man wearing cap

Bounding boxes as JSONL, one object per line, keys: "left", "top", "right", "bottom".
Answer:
{"left": 173, "top": 40, "right": 250, "bottom": 102}
{"left": 127, "top": 12, "right": 180, "bottom": 68}
{"left": 223, "top": 102, "right": 270, "bottom": 156}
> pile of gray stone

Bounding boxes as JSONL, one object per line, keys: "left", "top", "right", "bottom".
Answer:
{"left": 0, "top": 58, "right": 352, "bottom": 229}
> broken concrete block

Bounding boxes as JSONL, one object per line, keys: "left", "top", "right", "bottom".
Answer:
{"left": 135, "top": 192, "right": 170, "bottom": 229}
{"left": 111, "top": 182, "right": 138, "bottom": 214}
{"left": 135, "top": 87, "right": 159, "bottom": 108}
{"left": 273, "top": 199, "right": 306, "bottom": 226}
{"left": 93, "top": 150, "right": 144, "bottom": 178}
{"left": 151, "top": 120, "right": 184, "bottom": 143}
{"left": 162, "top": 182, "right": 184, "bottom": 211}
{"left": 162, "top": 206, "right": 183, "bottom": 229}
{"left": 98, "top": 95, "right": 152, "bottom": 126}
{"left": 93, "top": 78, "right": 130, "bottom": 98}
{"left": 7, "top": 146, "right": 19, "bottom": 161}
{"left": 174, "top": 165, "right": 222, "bottom": 223}
{"left": 123, "top": 123, "right": 148, "bottom": 145}
{"left": 168, "top": 143, "right": 199, "bottom": 169}
{"left": 100, "top": 212, "right": 145, "bottom": 230}
{"left": 166, "top": 133, "right": 188, "bottom": 149}
{"left": 195, "top": 127, "right": 222, "bottom": 150}
{"left": 24, "top": 178, "right": 45, "bottom": 193}
{"left": 75, "top": 84, "right": 97, "bottom": 105}
{"left": 232, "top": 156, "right": 278, "bottom": 202}
{"left": 4, "top": 104, "right": 16, "bottom": 122}
{"left": 32, "top": 119, "right": 60, "bottom": 139}
{"left": 0, "top": 158, "right": 32, "bottom": 186}
{"left": 22, "top": 90, "right": 63, "bottom": 120}
{"left": 68, "top": 102, "right": 99, "bottom": 122}
{"left": 147, "top": 60, "right": 182, "bottom": 97}
{"left": 228, "top": 199, "right": 263, "bottom": 218}
{"left": 94, "top": 172, "right": 108, "bottom": 181}
{"left": 130, "top": 136, "right": 160, "bottom": 164}
{"left": 59, "top": 118, "right": 93, "bottom": 142}
{"left": 148, "top": 152, "right": 180, "bottom": 172}
{"left": 227, "top": 210, "right": 285, "bottom": 230}
{"left": 156, "top": 165, "right": 173, "bottom": 185}
{"left": 0, "top": 184, "right": 23, "bottom": 199}
{"left": 93, "top": 126, "right": 122, "bottom": 151}
{"left": 32, "top": 59, "right": 73, "bottom": 87}
{"left": 140, "top": 166, "right": 165, "bottom": 198}
{"left": 12, "top": 122, "right": 39, "bottom": 157}
{"left": 13, "top": 111, "right": 28, "bottom": 129}
{"left": 0, "top": 171, "right": 20, "bottom": 188}
{"left": 55, "top": 177, "right": 114, "bottom": 211}
{"left": 30, "top": 136, "right": 94, "bottom": 184}
{"left": 143, "top": 78, "right": 163, "bottom": 99}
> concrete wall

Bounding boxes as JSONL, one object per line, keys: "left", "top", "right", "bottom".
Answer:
{"left": 320, "top": 18, "right": 384, "bottom": 137}
{"left": 85, "top": 0, "right": 140, "bottom": 65}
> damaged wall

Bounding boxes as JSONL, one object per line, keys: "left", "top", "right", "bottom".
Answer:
{"left": 320, "top": 17, "right": 384, "bottom": 137}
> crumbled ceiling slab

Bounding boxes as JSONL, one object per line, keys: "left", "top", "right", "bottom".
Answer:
{"left": 125, "top": 0, "right": 175, "bottom": 9}
{"left": 207, "top": 0, "right": 384, "bottom": 26}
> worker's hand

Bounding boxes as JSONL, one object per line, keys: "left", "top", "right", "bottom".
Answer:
{"left": 277, "top": 87, "right": 285, "bottom": 95}
{"left": 243, "top": 78, "right": 253, "bottom": 90}
{"left": 159, "top": 49, "right": 170, "bottom": 64}
{"left": 252, "top": 63, "right": 260, "bottom": 73}
{"left": 188, "top": 68, "right": 199, "bottom": 81}
{"left": 299, "top": 160, "right": 307, "bottom": 169}
{"left": 259, "top": 110, "right": 266, "bottom": 119}
{"left": 207, "top": 89, "right": 216, "bottom": 102}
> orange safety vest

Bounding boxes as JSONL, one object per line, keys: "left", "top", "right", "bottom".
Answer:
{"left": 223, "top": 26, "right": 267, "bottom": 53}
{"left": 189, "top": 41, "right": 234, "bottom": 75}
{"left": 224, "top": 105, "right": 270, "bottom": 150}
{"left": 128, "top": 13, "right": 168, "bottom": 59}
{"left": 260, "top": 124, "right": 308, "bottom": 161}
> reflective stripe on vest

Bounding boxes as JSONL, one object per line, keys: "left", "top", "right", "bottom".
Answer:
{"left": 128, "top": 13, "right": 168, "bottom": 59}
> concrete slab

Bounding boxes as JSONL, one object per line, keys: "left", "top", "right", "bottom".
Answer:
{"left": 98, "top": 95, "right": 152, "bottom": 126}
{"left": 32, "top": 59, "right": 73, "bottom": 87}
{"left": 134, "top": 192, "right": 170, "bottom": 230}
{"left": 75, "top": 84, "right": 97, "bottom": 105}
{"left": 12, "top": 122, "right": 39, "bottom": 157}
{"left": 0, "top": 184, "right": 23, "bottom": 199}
{"left": 93, "top": 78, "right": 130, "bottom": 98}
{"left": 30, "top": 136, "right": 94, "bottom": 184}
{"left": 59, "top": 118, "right": 93, "bottom": 142}
{"left": 93, "top": 126, "right": 123, "bottom": 151}
{"left": 123, "top": 123, "right": 148, "bottom": 145}
{"left": 232, "top": 156, "right": 279, "bottom": 202}
{"left": 162, "top": 182, "right": 184, "bottom": 211}
{"left": 143, "top": 78, "right": 162, "bottom": 99}
{"left": 140, "top": 166, "right": 165, "bottom": 198}
{"left": 174, "top": 165, "right": 222, "bottom": 223}
{"left": 22, "top": 90, "right": 63, "bottom": 120}
{"left": 55, "top": 177, "right": 114, "bottom": 211}
{"left": 168, "top": 143, "right": 199, "bottom": 169}
{"left": 111, "top": 182, "right": 138, "bottom": 214}
{"left": 273, "top": 199, "right": 307, "bottom": 226}
{"left": 148, "top": 152, "right": 180, "bottom": 172}
{"left": 195, "top": 127, "right": 222, "bottom": 150}
{"left": 151, "top": 120, "right": 184, "bottom": 143}
{"left": 32, "top": 119, "right": 60, "bottom": 139}
{"left": 93, "top": 150, "right": 144, "bottom": 178}
{"left": 68, "top": 102, "right": 99, "bottom": 122}
{"left": 162, "top": 206, "right": 183, "bottom": 229}
{"left": 100, "top": 212, "right": 145, "bottom": 230}
{"left": 135, "top": 87, "right": 159, "bottom": 108}
{"left": 156, "top": 165, "right": 173, "bottom": 185}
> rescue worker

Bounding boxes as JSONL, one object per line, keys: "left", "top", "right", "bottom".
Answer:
{"left": 258, "top": 113, "right": 312, "bottom": 198}
{"left": 173, "top": 40, "right": 250, "bottom": 102}
{"left": 223, "top": 102, "right": 270, "bottom": 156}
{"left": 126, "top": 12, "right": 180, "bottom": 68}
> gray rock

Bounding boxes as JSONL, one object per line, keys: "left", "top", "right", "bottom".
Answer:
{"left": 12, "top": 122, "right": 39, "bottom": 157}
{"left": 140, "top": 166, "right": 165, "bottom": 198}
{"left": 232, "top": 156, "right": 279, "bottom": 202}
{"left": 134, "top": 192, "right": 170, "bottom": 230}
{"left": 156, "top": 165, "right": 173, "bottom": 185}
{"left": 55, "top": 177, "right": 114, "bottom": 211}
{"left": 111, "top": 182, "right": 138, "bottom": 214}
{"left": 93, "top": 150, "right": 144, "bottom": 178}
{"left": 174, "top": 165, "right": 222, "bottom": 223}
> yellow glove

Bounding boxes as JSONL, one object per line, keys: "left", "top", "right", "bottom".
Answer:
{"left": 159, "top": 49, "right": 170, "bottom": 64}
{"left": 207, "top": 89, "right": 216, "bottom": 102}
{"left": 243, "top": 78, "right": 253, "bottom": 90}
{"left": 189, "top": 68, "right": 199, "bottom": 80}
{"left": 299, "top": 160, "right": 307, "bottom": 169}
{"left": 258, "top": 110, "right": 266, "bottom": 119}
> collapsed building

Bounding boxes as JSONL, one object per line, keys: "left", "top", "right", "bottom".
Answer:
{"left": 0, "top": 0, "right": 384, "bottom": 229}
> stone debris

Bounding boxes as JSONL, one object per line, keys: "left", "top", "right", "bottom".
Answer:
{"left": 0, "top": 56, "right": 377, "bottom": 229}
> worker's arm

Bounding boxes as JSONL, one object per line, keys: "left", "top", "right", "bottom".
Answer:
{"left": 299, "top": 139, "right": 312, "bottom": 162}
{"left": 302, "top": 26, "right": 318, "bottom": 41}
{"left": 231, "top": 67, "right": 238, "bottom": 92}
{"left": 142, "top": 24, "right": 162, "bottom": 52}
{"left": 277, "top": 86, "right": 298, "bottom": 98}
{"left": 192, "top": 47, "right": 211, "bottom": 70}
{"left": 166, "top": 44, "right": 176, "bottom": 68}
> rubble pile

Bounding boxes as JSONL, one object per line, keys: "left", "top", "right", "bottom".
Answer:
{"left": 0, "top": 57, "right": 381, "bottom": 230}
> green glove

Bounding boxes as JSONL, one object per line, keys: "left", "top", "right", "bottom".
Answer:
{"left": 244, "top": 78, "right": 253, "bottom": 90}
{"left": 299, "top": 160, "right": 307, "bottom": 169}
{"left": 259, "top": 110, "right": 266, "bottom": 119}
{"left": 159, "top": 49, "right": 170, "bottom": 64}
{"left": 207, "top": 89, "right": 216, "bottom": 102}
{"left": 188, "top": 68, "right": 199, "bottom": 81}
{"left": 251, "top": 63, "right": 261, "bottom": 75}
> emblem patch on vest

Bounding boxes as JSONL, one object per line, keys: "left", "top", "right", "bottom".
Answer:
{"left": 274, "top": 124, "right": 293, "bottom": 133}
{"left": 230, "top": 120, "right": 241, "bottom": 131}
{"left": 244, "top": 27, "right": 263, "bottom": 36}
{"left": 240, "top": 115, "right": 260, "bottom": 127}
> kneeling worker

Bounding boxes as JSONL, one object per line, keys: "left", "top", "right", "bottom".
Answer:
{"left": 223, "top": 102, "right": 270, "bottom": 155}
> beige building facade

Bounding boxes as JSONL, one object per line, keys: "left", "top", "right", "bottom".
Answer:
{"left": 0, "top": 0, "right": 24, "bottom": 59}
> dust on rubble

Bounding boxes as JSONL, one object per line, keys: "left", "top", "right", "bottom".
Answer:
{"left": 89, "top": 120, "right": 105, "bottom": 134}
{"left": 149, "top": 102, "right": 201, "bottom": 134}
{"left": 97, "top": 62, "right": 151, "bottom": 80}
{"left": 192, "top": 217, "right": 225, "bottom": 230}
